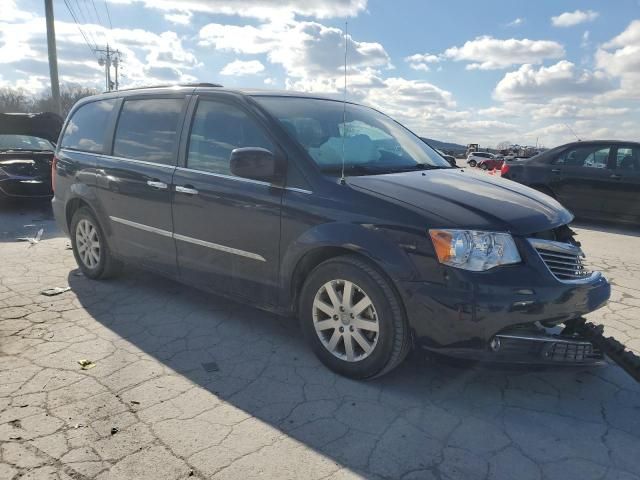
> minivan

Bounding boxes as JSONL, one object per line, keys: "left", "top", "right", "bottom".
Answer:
{"left": 52, "top": 85, "right": 610, "bottom": 379}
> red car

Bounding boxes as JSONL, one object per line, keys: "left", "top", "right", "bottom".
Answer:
{"left": 477, "top": 156, "right": 504, "bottom": 171}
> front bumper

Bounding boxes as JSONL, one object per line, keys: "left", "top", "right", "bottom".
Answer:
{"left": 399, "top": 262, "right": 610, "bottom": 362}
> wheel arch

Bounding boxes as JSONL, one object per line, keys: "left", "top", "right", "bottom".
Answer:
{"left": 281, "top": 223, "right": 418, "bottom": 316}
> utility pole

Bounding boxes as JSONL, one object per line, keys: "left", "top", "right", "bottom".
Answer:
{"left": 44, "top": 0, "right": 61, "bottom": 115}
{"left": 96, "top": 46, "right": 121, "bottom": 92}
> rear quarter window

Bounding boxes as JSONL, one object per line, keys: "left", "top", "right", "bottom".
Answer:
{"left": 61, "top": 99, "right": 117, "bottom": 153}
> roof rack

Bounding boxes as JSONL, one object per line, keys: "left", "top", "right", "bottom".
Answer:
{"left": 112, "top": 82, "right": 223, "bottom": 93}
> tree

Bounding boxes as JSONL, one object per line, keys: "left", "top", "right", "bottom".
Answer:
{"left": 0, "top": 86, "right": 99, "bottom": 116}
{"left": 0, "top": 88, "right": 31, "bottom": 113}
{"left": 33, "top": 86, "right": 99, "bottom": 117}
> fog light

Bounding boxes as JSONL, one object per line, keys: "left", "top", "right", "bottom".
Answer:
{"left": 489, "top": 337, "right": 501, "bottom": 352}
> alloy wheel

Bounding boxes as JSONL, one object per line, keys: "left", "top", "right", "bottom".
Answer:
{"left": 312, "top": 279, "right": 379, "bottom": 362}
{"left": 76, "top": 219, "right": 101, "bottom": 269}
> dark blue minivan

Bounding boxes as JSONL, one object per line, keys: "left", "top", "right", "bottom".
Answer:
{"left": 52, "top": 85, "right": 610, "bottom": 378}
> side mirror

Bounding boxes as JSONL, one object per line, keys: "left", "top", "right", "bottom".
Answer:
{"left": 230, "top": 147, "right": 278, "bottom": 183}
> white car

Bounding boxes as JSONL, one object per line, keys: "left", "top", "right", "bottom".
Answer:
{"left": 467, "top": 151, "right": 495, "bottom": 167}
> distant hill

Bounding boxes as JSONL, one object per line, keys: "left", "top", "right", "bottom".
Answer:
{"left": 420, "top": 137, "right": 467, "bottom": 154}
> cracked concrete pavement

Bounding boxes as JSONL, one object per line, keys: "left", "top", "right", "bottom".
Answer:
{"left": 1, "top": 201, "right": 639, "bottom": 480}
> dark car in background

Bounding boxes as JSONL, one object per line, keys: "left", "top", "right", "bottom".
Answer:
{"left": 501, "top": 140, "right": 640, "bottom": 225}
{"left": 0, "top": 112, "right": 62, "bottom": 199}
{"left": 52, "top": 86, "right": 610, "bottom": 379}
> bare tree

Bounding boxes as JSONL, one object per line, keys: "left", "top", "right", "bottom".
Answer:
{"left": 0, "top": 88, "right": 31, "bottom": 113}
{"left": 496, "top": 141, "right": 512, "bottom": 151}
{"left": 33, "top": 86, "right": 98, "bottom": 117}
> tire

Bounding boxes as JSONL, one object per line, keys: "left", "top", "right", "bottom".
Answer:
{"left": 468, "top": 159, "right": 477, "bottom": 167}
{"left": 480, "top": 163, "right": 489, "bottom": 170}
{"left": 299, "top": 255, "right": 411, "bottom": 379}
{"left": 70, "top": 207, "right": 121, "bottom": 279}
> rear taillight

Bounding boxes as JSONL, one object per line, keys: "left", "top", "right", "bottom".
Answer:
{"left": 51, "top": 156, "right": 58, "bottom": 192}
{"left": 501, "top": 163, "right": 510, "bottom": 176}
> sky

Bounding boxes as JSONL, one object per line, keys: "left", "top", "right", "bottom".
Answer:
{"left": 1, "top": 0, "right": 639, "bottom": 148}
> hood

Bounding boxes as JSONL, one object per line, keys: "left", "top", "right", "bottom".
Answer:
{"left": 0, "top": 112, "right": 63, "bottom": 144}
{"left": 347, "top": 169, "right": 573, "bottom": 236}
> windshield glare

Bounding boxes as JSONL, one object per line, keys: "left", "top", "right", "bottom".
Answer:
{"left": 255, "top": 97, "right": 451, "bottom": 174}
{"left": 0, "top": 134, "right": 54, "bottom": 151}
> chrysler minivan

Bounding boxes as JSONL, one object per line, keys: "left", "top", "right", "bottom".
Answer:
{"left": 52, "top": 85, "right": 610, "bottom": 378}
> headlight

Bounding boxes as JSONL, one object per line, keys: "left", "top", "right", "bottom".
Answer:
{"left": 429, "top": 229, "right": 521, "bottom": 271}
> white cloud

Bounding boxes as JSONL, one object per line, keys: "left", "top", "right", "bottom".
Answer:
{"left": 111, "top": 0, "right": 367, "bottom": 19}
{"left": 164, "top": 11, "right": 193, "bottom": 25}
{"left": 0, "top": 13, "right": 200, "bottom": 94}
{"left": 444, "top": 36, "right": 565, "bottom": 70}
{"left": 494, "top": 61, "right": 612, "bottom": 101}
{"left": 551, "top": 10, "right": 599, "bottom": 28}
{"left": 506, "top": 18, "right": 524, "bottom": 27}
{"left": 404, "top": 53, "right": 440, "bottom": 72}
{"left": 596, "top": 20, "right": 640, "bottom": 77}
{"left": 199, "top": 20, "right": 389, "bottom": 89}
{"left": 220, "top": 59, "right": 265, "bottom": 76}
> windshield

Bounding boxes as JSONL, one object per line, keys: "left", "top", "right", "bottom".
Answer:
{"left": 0, "top": 134, "right": 54, "bottom": 152}
{"left": 255, "top": 96, "right": 451, "bottom": 175}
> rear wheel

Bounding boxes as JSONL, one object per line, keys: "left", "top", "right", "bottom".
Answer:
{"left": 468, "top": 159, "right": 477, "bottom": 167}
{"left": 70, "top": 207, "right": 121, "bottom": 279}
{"left": 299, "top": 255, "right": 411, "bottom": 379}
{"left": 480, "top": 163, "right": 489, "bottom": 170}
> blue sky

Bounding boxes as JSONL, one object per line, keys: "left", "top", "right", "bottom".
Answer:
{"left": 2, "top": 0, "right": 639, "bottom": 147}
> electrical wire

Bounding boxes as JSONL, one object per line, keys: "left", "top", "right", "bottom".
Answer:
{"left": 63, "top": 0, "right": 99, "bottom": 57}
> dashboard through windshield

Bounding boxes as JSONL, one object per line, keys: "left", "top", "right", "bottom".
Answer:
{"left": 254, "top": 96, "right": 451, "bottom": 175}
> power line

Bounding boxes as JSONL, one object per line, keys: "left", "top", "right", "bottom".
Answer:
{"left": 73, "top": 0, "right": 99, "bottom": 49}
{"left": 87, "top": 0, "right": 108, "bottom": 45}
{"left": 63, "top": 0, "right": 98, "bottom": 57}
{"left": 103, "top": 0, "right": 113, "bottom": 30}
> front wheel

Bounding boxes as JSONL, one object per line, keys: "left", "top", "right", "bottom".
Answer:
{"left": 299, "top": 255, "right": 411, "bottom": 379}
{"left": 480, "top": 163, "right": 489, "bottom": 170}
{"left": 468, "top": 159, "right": 477, "bottom": 167}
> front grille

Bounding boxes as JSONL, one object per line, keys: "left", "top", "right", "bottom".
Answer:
{"left": 528, "top": 238, "right": 592, "bottom": 282}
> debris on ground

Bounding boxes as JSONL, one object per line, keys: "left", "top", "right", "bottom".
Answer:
{"left": 40, "top": 286, "right": 71, "bottom": 296}
{"left": 9, "top": 419, "right": 22, "bottom": 428}
{"left": 77, "top": 359, "right": 96, "bottom": 370}
{"left": 130, "top": 400, "right": 140, "bottom": 405}
{"left": 16, "top": 227, "right": 44, "bottom": 245}
{"left": 73, "top": 423, "right": 85, "bottom": 429}
{"left": 110, "top": 427, "right": 119, "bottom": 435}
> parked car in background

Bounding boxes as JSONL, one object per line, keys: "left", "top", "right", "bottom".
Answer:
{"left": 436, "top": 149, "right": 457, "bottom": 167}
{"left": 0, "top": 112, "right": 62, "bottom": 199}
{"left": 501, "top": 140, "right": 640, "bottom": 224}
{"left": 467, "top": 151, "right": 494, "bottom": 167}
{"left": 477, "top": 155, "right": 504, "bottom": 171}
{"left": 52, "top": 86, "right": 609, "bottom": 379}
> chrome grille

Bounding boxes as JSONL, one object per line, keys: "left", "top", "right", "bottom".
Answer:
{"left": 528, "top": 238, "right": 592, "bottom": 282}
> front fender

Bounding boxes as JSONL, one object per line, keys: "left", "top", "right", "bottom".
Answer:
{"left": 279, "top": 221, "right": 421, "bottom": 309}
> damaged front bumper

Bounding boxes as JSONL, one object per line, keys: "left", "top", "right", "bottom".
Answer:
{"left": 421, "top": 322, "right": 605, "bottom": 366}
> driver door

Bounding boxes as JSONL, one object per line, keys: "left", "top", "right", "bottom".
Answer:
{"left": 171, "top": 96, "right": 284, "bottom": 306}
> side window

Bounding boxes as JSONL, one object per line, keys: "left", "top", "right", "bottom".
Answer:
{"left": 556, "top": 146, "right": 610, "bottom": 168}
{"left": 615, "top": 147, "right": 639, "bottom": 171}
{"left": 186, "top": 100, "right": 274, "bottom": 175}
{"left": 61, "top": 99, "right": 116, "bottom": 153}
{"left": 113, "top": 98, "right": 183, "bottom": 165}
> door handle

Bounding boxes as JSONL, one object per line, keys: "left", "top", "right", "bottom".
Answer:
{"left": 610, "top": 174, "right": 622, "bottom": 180}
{"left": 147, "top": 180, "right": 168, "bottom": 190}
{"left": 175, "top": 185, "right": 199, "bottom": 195}
{"left": 551, "top": 169, "right": 561, "bottom": 174}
